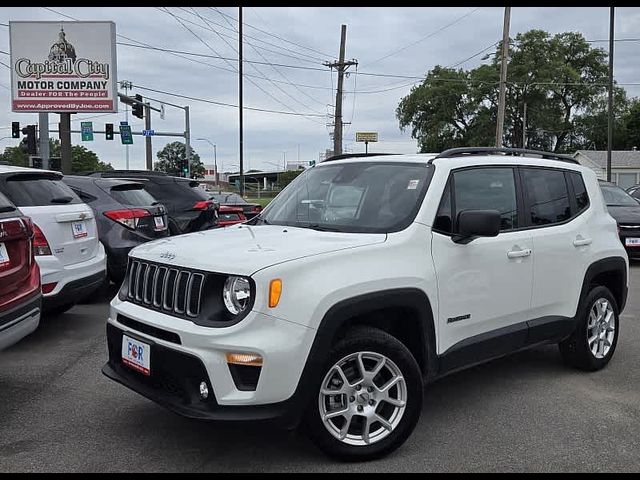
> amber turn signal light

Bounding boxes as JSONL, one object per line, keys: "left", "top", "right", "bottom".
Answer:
{"left": 269, "top": 279, "right": 282, "bottom": 308}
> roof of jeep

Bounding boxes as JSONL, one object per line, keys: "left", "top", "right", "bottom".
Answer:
{"left": 317, "top": 148, "right": 586, "bottom": 171}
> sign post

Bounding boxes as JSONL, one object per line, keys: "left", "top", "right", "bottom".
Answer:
{"left": 355, "top": 132, "right": 378, "bottom": 154}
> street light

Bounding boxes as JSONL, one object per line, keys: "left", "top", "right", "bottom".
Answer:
{"left": 197, "top": 138, "right": 218, "bottom": 186}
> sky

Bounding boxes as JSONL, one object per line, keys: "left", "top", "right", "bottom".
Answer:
{"left": 1, "top": 6, "right": 639, "bottom": 173}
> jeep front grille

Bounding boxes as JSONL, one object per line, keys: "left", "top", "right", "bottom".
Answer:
{"left": 127, "top": 259, "right": 205, "bottom": 318}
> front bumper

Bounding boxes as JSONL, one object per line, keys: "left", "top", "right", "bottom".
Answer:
{"left": 103, "top": 300, "right": 316, "bottom": 425}
{"left": 0, "top": 292, "right": 41, "bottom": 351}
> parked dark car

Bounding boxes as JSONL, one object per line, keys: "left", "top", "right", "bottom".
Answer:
{"left": 209, "top": 191, "right": 262, "bottom": 220}
{"left": 217, "top": 205, "right": 246, "bottom": 227}
{"left": 63, "top": 176, "right": 170, "bottom": 284}
{"left": 0, "top": 191, "right": 41, "bottom": 351}
{"left": 82, "top": 171, "right": 218, "bottom": 235}
{"left": 600, "top": 180, "right": 640, "bottom": 259}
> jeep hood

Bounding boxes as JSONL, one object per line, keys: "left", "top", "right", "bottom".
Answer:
{"left": 129, "top": 224, "right": 386, "bottom": 276}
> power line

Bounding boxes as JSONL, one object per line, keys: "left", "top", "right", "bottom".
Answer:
{"left": 363, "top": 7, "right": 482, "bottom": 68}
{"left": 210, "top": 6, "right": 327, "bottom": 111}
{"left": 133, "top": 84, "right": 326, "bottom": 117}
{"left": 218, "top": 6, "right": 333, "bottom": 58}
{"left": 447, "top": 40, "right": 500, "bottom": 68}
{"left": 160, "top": 7, "right": 322, "bottom": 123}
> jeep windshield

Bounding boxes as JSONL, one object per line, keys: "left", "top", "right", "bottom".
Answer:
{"left": 256, "top": 161, "right": 433, "bottom": 233}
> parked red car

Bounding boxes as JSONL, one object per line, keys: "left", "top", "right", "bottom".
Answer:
{"left": 217, "top": 205, "right": 246, "bottom": 227}
{"left": 0, "top": 191, "right": 41, "bottom": 351}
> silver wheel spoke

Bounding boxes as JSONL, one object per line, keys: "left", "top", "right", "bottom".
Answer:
{"left": 588, "top": 334, "right": 598, "bottom": 346}
{"left": 378, "top": 375, "right": 403, "bottom": 394}
{"left": 362, "top": 415, "right": 372, "bottom": 445}
{"left": 382, "top": 396, "right": 406, "bottom": 408}
{"left": 375, "top": 414, "right": 393, "bottom": 432}
{"left": 339, "top": 413, "right": 353, "bottom": 440}
{"left": 357, "top": 353, "right": 367, "bottom": 381}
{"left": 323, "top": 407, "right": 349, "bottom": 421}
{"left": 371, "top": 357, "right": 386, "bottom": 378}
{"left": 588, "top": 311, "right": 598, "bottom": 329}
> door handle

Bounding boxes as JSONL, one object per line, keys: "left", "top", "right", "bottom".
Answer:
{"left": 573, "top": 237, "right": 592, "bottom": 247}
{"left": 507, "top": 248, "right": 532, "bottom": 259}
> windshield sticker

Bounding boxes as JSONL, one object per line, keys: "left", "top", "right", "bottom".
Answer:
{"left": 407, "top": 179, "right": 420, "bottom": 190}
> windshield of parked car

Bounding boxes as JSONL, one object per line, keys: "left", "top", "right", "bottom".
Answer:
{"left": 600, "top": 184, "right": 639, "bottom": 207}
{"left": 256, "top": 161, "right": 433, "bottom": 233}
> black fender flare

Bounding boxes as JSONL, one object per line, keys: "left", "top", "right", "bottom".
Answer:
{"left": 280, "top": 288, "right": 436, "bottom": 428}
{"left": 578, "top": 256, "right": 628, "bottom": 313}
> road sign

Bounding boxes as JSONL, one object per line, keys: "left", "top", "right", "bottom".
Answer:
{"left": 120, "top": 124, "right": 133, "bottom": 145}
{"left": 356, "top": 132, "right": 378, "bottom": 143}
{"left": 81, "top": 122, "right": 94, "bottom": 142}
{"left": 142, "top": 130, "right": 155, "bottom": 137}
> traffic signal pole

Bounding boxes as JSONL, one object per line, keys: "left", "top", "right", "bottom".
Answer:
{"left": 59, "top": 113, "right": 72, "bottom": 174}
{"left": 145, "top": 103, "right": 152, "bottom": 170}
{"left": 38, "top": 113, "right": 50, "bottom": 170}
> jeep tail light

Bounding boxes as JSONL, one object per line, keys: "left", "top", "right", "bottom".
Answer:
{"left": 193, "top": 200, "right": 213, "bottom": 211}
{"left": 32, "top": 224, "right": 52, "bottom": 256}
{"left": 104, "top": 209, "right": 151, "bottom": 230}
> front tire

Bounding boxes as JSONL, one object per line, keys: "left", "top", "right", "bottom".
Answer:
{"left": 559, "top": 286, "right": 619, "bottom": 371}
{"left": 305, "top": 327, "right": 423, "bottom": 461}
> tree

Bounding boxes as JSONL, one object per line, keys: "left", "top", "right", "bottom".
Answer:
{"left": 154, "top": 141, "right": 205, "bottom": 178}
{"left": 277, "top": 170, "right": 303, "bottom": 189}
{"left": 49, "top": 139, "right": 114, "bottom": 172}
{"left": 1, "top": 139, "right": 113, "bottom": 172}
{"left": 397, "top": 29, "right": 626, "bottom": 153}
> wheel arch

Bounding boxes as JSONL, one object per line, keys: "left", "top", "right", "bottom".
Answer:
{"left": 579, "top": 256, "right": 627, "bottom": 313}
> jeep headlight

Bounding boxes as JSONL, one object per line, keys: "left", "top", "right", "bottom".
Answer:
{"left": 223, "top": 276, "right": 251, "bottom": 315}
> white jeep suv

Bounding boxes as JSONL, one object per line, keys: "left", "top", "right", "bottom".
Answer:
{"left": 103, "top": 148, "right": 628, "bottom": 461}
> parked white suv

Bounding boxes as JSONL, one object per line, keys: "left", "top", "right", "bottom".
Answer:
{"left": 0, "top": 165, "right": 106, "bottom": 315}
{"left": 103, "top": 148, "right": 628, "bottom": 460}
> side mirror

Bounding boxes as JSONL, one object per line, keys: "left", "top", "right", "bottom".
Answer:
{"left": 453, "top": 209, "right": 501, "bottom": 244}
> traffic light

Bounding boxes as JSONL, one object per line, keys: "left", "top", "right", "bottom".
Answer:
{"left": 21, "top": 125, "right": 37, "bottom": 156}
{"left": 105, "top": 123, "right": 114, "bottom": 140}
{"left": 132, "top": 94, "right": 144, "bottom": 119}
{"left": 11, "top": 122, "right": 20, "bottom": 139}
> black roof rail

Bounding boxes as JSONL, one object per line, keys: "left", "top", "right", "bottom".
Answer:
{"left": 431, "top": 147, "right": 579, "bottom": 165}
{"left": 322, "top": 152, "right": 399, "bottom": 162}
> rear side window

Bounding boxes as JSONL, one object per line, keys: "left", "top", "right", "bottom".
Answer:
{"left": 69, "top": 187, "right": 98, "bottom": 204}
{"left": 569, "top": 172, "right": 589, "bottom": 213}
{"left": 3, "top": 175, "right": 82, "bottom": 207}
{"left": 521, "top": 168, "right": 571, "bottom": 226}
{"left": 0, "top": 191, "right": 15, "bottom": 210}
{"left": 110, "top": 187, "right": 157, "bottom": 206}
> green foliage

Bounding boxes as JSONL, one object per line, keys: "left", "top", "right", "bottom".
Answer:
{"left": 1, "top": 139, "right": 113, "bottom": 172}
{"left": 154, "top": 141, "right": 205, "bottom": 178}
{"left": 277, "top": 170, "right": 303, "bottom": 189}
{"left": 397, "top": 29, "right": 634, "bottom": 153}
{"left": 49, "top": 139, "right": 114, "bottom": 172}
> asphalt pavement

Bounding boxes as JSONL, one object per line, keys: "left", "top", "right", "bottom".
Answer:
{"left": 1, "top": 269, "right": 639, "bottom": 472}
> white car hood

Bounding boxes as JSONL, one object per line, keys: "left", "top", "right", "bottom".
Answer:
{"left": 130, "top": 224, "right": 386, "bottom": 276}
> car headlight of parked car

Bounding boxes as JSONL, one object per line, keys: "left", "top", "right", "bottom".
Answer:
{"left": 223, "top": 276, "right": 251, "bottom": 315}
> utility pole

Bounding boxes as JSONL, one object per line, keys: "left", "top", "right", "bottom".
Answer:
{"left": 144, "top": 103, "right": 152, "bottom": 170}
{"left": 38, "top": 113, "right": 49, "bottom": 170}
{"left": 239, "top": 6, "right": 245, "bottom": 196}
{"left": 59, "top": 113, "right": 72, "bottom": 174}
{"left": 325, "top": 25, "right": 357, "bottom": 156}
{"left": 495, "top": 6, "right": 511, "bottom": 148}
{"left": 607, "top": 7, "right": 615, "bottom": 182}
{"left": 185, "top": 106, "right": 191, "bottom": 178}
{"left": 522, "top": 102, "right": 527, "bottom": 149}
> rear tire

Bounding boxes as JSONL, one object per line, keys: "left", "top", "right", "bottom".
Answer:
{"left": 305, "top": 327, "right": 423, "bottom": 461}
{"left": 559, "top": 286, "right": 619, "bottom": 371}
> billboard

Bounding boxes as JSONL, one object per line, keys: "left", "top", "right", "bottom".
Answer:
{"left": 9, "top": 21, "right": 117, "bottom": 113}
{"left": 356, "top": 132, "right": 378, "bottom": 143}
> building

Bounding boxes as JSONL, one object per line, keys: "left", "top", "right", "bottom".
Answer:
{"left": 202, "top": 165, "right": 217, "bottom": 183}
{"left": 574, "top": 150, "right": 640, "bottom": 189}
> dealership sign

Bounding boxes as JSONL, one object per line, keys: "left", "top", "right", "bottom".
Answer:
{"left": 9, "top": 21, "right": 117, "bottom": 113}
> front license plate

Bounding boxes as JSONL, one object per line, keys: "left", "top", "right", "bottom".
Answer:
{"left": 0, "top": 242, "right": 9, "bottom": 269}
{"left": 153, "top": 216, "right": 166, "bottom": 230}
{"left": 72, "top": 221, "right": 88, "bottom": 239}
{"left": 625, "top": 237, "right": 640, "bottom": 247}
{"left": 121, "top": 334, "right": 151, "bottom": 376}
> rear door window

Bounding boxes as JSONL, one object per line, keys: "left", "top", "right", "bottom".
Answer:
{"left": 0, "top": 191, "right": 16, "bottom": 212}
{"left": 110, "top": 186, "right": 157, "bottom": 206}
{"left": 521, "top": 168, "right": 571, "bottom": 226}
{"left": 3, "top": 174, "right": 82, "bottom": 207}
